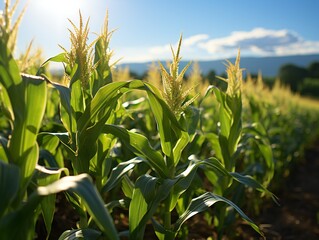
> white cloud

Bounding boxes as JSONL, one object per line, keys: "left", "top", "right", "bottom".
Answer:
{"left": 273, "top": 41, "right": 319, "bottom": 56}
{"left": 149, "top": 44, "right": 171, "bottom": 56}
{"left": 198, "top": 28, "right": 319, "bottom": 57}
{"left": 183, "top": 34, "right": 209, "bottom": 47}
{"left": 149, "top": 34, "right": 209, "bottom": 57}
{"left": 117, "top": 28, "right": 319, "bottom": 63}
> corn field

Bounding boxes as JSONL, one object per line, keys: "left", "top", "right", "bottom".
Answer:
{"left": 1, "top": 1, "right": 319, "bottom": 240}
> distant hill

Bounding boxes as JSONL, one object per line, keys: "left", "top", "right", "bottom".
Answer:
{"left": 118, "top": 54, "right": 319, "bottom": 77}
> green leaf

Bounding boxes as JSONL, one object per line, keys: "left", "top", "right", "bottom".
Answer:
{"left": 169, "top": 162, "right": 198, "bottom": 211}
{"left": 77, "top": 81, "right": 142, "bottom": 133}
{"left": 38, "top": 132, "right": 60, "bottom": 153}
{"left": 129, "top": 175, "right": 175, "bottom": 240}
{"left": 0, "top": 187, "right": 41, "bottom": 240}
{"left": 37, "top": 53, "right": 68, "bottom": 75}
{"left": 49, "top": 81, "right": 76, "bottom": 145}
{"left": 145, "top": 83, "right": 187, "bottom": 165}
{"left": 122, "top": 175, "right": 134, "bottom": 199}
{"left": 36, "top": 174, "right": 119, "bottom": 240}
{"left": 75, "top": 81, "right": 145, "bottom": 173}
{"left": 0, "top": 40, "right": 22, "bottom": 89}
{"left": 103, "top": 124, "right": 167, "bottom": 177}
{"left": 70, "top": 75, "right": 85, "bottom": 121}
{"left": 229, "top": 172, "right": 278, "bottom": 204}
{"left": 198, "top": 157, "right": 275, "bottom": 201}
{"left": 8, "top": 74, "right": 47, "bottom": 192}
{"left": 0, "top": 82, "right": 14, "bottom": 124}
{"left": 174, "top": 192, "right": 264, "bottom": 238}
{"left": 129, "top": 175, "right": 158, "bottom": 239}
{"left": 39, "top": 132, "right": 76, "bottom": 162}
{"left": 36, "top": 165, "right": 67, "bottom": 239}
{"left": 0, "top": 136, "right": 9, "bottom": 163}
{"left": 0, "top": 161, "right": 20, "bottom": 217}
{"left": 172, "top": 130, "right": 189, "bottom": 166}
{"left": 213, "top": 87, "right": 231, "bottom": 138}
{"left": 58, "top": 228, "right": 102, "bottom": 240}
{"left": 40, "top": 53, "right": 68, "bottom": 67}
{"left": 92, "top": 37, "right": 112, "bottom": 96}
{"left": 102, "top": 157, "right": 143, "bottom": 193}
{"left": 152, "top": 218, "right": 175, "bottom": 240}
{"left": 243, "top": 123, "right": 274, "bottom": 185}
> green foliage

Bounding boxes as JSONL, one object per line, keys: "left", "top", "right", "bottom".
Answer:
{"left": 308, "top": 62, "right": 319, "bottom": 78}
{"left": 1, "top": 1, "right": 319, "bottom": 240}
{"left": 298, "top": 78, "right": 319, "bottom": 97}
{"left": 278, "top": 63, "right": 308, "bottom": 91}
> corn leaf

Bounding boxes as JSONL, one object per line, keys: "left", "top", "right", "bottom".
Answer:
{"left": 77, "top": 80, "right": 143, "bottom": 133}
{"left": 243, "top": 123, "right": 275, "bottom": 186}
{"left": 36, "top": 174, "right": 119, "bottom": 240}
{"left": 0, "top": 174, "right": 118, "bottom": 240}
{"left": 0, "top": 82, "right": 14, "bottom": 124}
{"left": 129, "top": 175, "right": 175, "bottom": 240}
{"left": 169, "top": 162, "right": 198, "bottom": 211}
{"left": 102, "top": 157, "right": 143, "bottom": 193}
{"left": 0, "top": 161, "right": 20, "bottom": 217}
{"left": 152, "top": 218, "right": 175, "bottom": 240}
{"left": 58, "top": 228, "right": 102, "bottom": 240}
{"left": 103, "top": 124, "right": 168, "bottom": 177}
{"left": 229, "top": 172, "right": 278, "bottom": 203}
{"left": 0, "top": 187, "right": 41, "bottom": 240}
{"left": 174, "top": 192, "right": 264, "bottom": 238}
{"left": 0, "top": 137, "right": 9, "bottom": 163}
{"left": 92, "top": 37, "right": 112, "bottom": 96}
{"left": 145, "top": 83, "right": 188, "bottom": 166}
{"left": 48, "top": 82, "right": 76, "bottom": 145}
{"left": 129, "top": 175, "right": 157, "bottom": 239}
{"left": 5, "top": 76, "right": 46, "bottom": 195}
{"left": 35, "top": 165, "right": 68, "bottom": 239}
{"left": 122, "top": 175, "right": 134, "bottom": 199}
{"left": 205, "top": 133, "right": 223, "bottom": 161}
{"left": 0, "top": 39, "right": 22, "bottom": 89}
{"left": 39, "top": 53, "right": 68, "bottom": 68}
{"left": 40, "top": 131, "right": 75, "bottom": 156}
{"left": 70, "top": 71, "right": 85, "bottom": 121}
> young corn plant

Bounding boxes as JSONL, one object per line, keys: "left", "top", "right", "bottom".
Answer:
{"left": 199, "top": 51, "right": 276, "bottom": 237}
{"left": 0, "top": 4, "right": 119, "bottom": 240}
{"left": 99, "top": 38, "right": 273, "bottom": 240}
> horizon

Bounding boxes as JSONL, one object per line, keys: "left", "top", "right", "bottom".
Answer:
{"left": 1, "top": 0, "right": 319, "bottom": 64}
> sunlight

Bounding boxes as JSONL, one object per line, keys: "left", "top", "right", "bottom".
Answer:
{"left": 31, "top": 0, "right": 89, "bottom": 22}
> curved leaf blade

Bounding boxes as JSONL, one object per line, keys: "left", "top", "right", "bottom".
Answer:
{"left": 103, "top": 124, "right": 167, "bottom": 177}
{"left": 58, "top": 228, "right": 102, "bottom": 240}
{"left": 0, "top": 161, "right": 20, "bottom": 217}
{"left": 174, "top": 192, "right": 264, "bottom": 238}
{"left": 36, "top": 174, "right": 119, "bottom": 240}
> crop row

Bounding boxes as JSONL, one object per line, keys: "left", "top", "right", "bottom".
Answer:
{"left": 1, "top": 2, "right": 319, "bottom": 239}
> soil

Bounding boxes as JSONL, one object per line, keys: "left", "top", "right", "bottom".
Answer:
{"left": 254, "top": 143, "right": 319, "bottom": 240}
{"left": 183, "top": 142, "right": 319, "bottom": 240}
{"left": 36, "top": 142, "right": 319, "bottom": 240}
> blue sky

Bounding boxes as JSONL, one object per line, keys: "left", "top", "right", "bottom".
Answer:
{"left": 2, "top": 0, "right": 319, "bottom": 63}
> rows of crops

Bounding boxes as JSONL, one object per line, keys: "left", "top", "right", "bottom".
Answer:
{"left": 1, "top": 2, "right": 319, "bottom": 240}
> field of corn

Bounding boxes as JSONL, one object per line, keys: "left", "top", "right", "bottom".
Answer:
{"left": 1, "top": 1, "right": 319, "bottom": 240}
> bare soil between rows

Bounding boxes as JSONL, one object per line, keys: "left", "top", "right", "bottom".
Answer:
{"left": 253, "top": 143, "right": 319, "bottom": 240}
{"left": 36, "top": 142, "right": 319, "bottom": 240}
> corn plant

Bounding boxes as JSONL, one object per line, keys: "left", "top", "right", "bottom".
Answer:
{"left": 1, "top": 1, "right": 319, "bottom": 239}
{"left": 95, "top": 38, "right": 278, "bottom": 240}
{"left": 195, "top": 52, "right": 277, "bottom": 237}
{"left": 0, "top": 3, "right": 118, "bottom": 240}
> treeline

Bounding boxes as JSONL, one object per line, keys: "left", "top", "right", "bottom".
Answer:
{"left": 278, "top": 62, "right": 319, "bottom": 97}
{"left": 124, "top": 61, "right": 319, "bottom": 98}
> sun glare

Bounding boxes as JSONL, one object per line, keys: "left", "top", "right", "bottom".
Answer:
{"left": 32, "top": 0, "right": 89, "bottom": 22}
